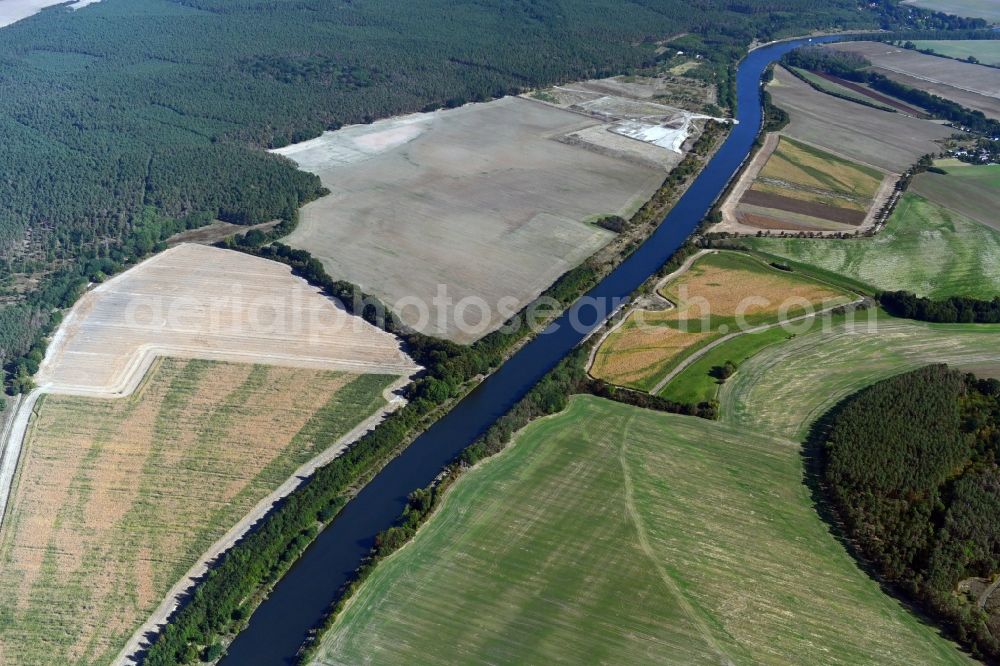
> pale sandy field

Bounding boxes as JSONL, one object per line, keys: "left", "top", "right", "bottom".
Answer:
{"left": 768, "top": 66, "right": 953, "bottom": 172}
{"left": 36, "top": 243, "right": 417, "bottom": 396}
{"left": 277, "top": 96, "right": 665, "bottom": 342}
{"left": 0, "top": 0, "right": 99, "bottom": 27}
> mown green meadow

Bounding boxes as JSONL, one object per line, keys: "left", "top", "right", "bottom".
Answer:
{"left": 314, "top": 395, "right": 971, "bottom": 665}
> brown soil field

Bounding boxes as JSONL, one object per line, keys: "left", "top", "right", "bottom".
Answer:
{"left": 36, "top": 243, "right": 417, "bottom": 396}
{"left": 590, "top": 252, "right": 850, "bottom": 391}
{"left": 277, "top": 96, "right": 665, "bottom": 342}
{"left": 736, "top": 211, "right": 855, "bottom": 232}
{"left": 815, "top": 72, "right": 927, "bottom": 116}
{"left": 832, "top": 42, "right": 1000, "bottom": 118}
{"left": 768, "top": 66, "right": 953, "bottom": 172}
{"left": 740, "top": 190, "right": 866, "bottom": 225}
{"left": 0, "top": 359, "right": 397, "bottom": 665}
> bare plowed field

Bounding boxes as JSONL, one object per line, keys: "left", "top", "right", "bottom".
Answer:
{"left": 740, "top": 190, "right": 866, "bottom": 225}
{"left": 833, "top": 42, "right": 1000, "bottom": 118}
{"left": 36, "top": 243, "right": 417, "bottom": 396}
{"left": 768, "top": 66, "right": 953, "bottom": 172}
{"left": 814, "top": 71, "right": 927, "bottom": 116}
{"left": 0, "top": 359, "right": 397, "bottom": 665}
{"left": 277, "top": 95, "right": 665, "bottom": 342}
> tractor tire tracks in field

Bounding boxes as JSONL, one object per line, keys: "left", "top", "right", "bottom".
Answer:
{"left": 616, "top": 413, "right": 735, "bottom": 666}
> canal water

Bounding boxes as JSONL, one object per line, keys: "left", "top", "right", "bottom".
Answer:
{"left": 220, "top": 34, "right": 836, "bottom": 665}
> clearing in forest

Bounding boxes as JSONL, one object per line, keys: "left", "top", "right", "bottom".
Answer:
{"left": 589, "top": 251, "right": 850, "bottom": 391}
{"left": 766, "top": 66, "right": 952, "bottom": 172}
{"left": 745, "top": 191, "right": 1000, "bottom": 301}
{"left": 313, "top": 395, "right": 970, "bottom": 665}
{"left": 731, "top": 135, "right": 887, "bottom": 232}
{"left": 276, "top": 95, "right": 668, "bottom": 342}
{"left": 0, "top": 359, "right": 398, "bottom": 665}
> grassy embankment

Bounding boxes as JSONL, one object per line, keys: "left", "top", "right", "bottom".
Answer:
{"left": 788, "top": 66, "right": 895, "bottom": 110}
{"left": 0, "top": 359, "right": 394, "bottom": 665}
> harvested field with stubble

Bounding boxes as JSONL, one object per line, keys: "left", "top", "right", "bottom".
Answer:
{"left": 911, "top": 163, "right": 1000, "bottom": 232}
{"left": 0, "top": 359, "right": 397, "bottom": 665}
{"left": 768, "top": 66, "right": 953, "bottom": 172}
{"left": 745, "top": 192, "right": 1000, "bottom": 300}
{"left": 313, "top": 395, "right": 970, "bottom": 666}
{"left": 719, "top": 313, "right": 1000, "bottom": 440}
{"left": 37, "top": 243, "right": 417, "bottom": 396}
{"left": 590, "top": 252, "right": 850, "bottom": 390}
{"left": 277, "top": 95, "right": 665, "bottom": 342}
{"left": 833, "top": 41, "right": 1000, "bottom": 118}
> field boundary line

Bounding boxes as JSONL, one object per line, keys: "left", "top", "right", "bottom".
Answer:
{"left": 585, "top": 249, "right": 712, "bottom": 377}
{"left": 719, "top": 132, "right": 779, "bottom": 229}
{"left": 649, "top": 297, "right": 866, "bottom": 395}
{"left": 116, "top": 372, "right": 415, "bottom": 666}
{"left": 616, "top": 413, "right": 735, "bottom": 665}
{"left": 0, "top": 390, "right": 37, "bottom": 532}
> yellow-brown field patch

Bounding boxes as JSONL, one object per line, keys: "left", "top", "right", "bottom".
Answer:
{"left": 756, "top": 136, "right": 883, "bottom": 200}
{"left": 590, "top": 251, "right": 851, "bottom": 392}
{"left": 0, "top": 358, "right": 397, "bottom": 665}
{"left": 663, "top": 253, "right": 849, "bottom": 319}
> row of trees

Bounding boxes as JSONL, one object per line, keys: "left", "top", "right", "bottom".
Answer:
{"left": 879, "top": 290, "right": 1000, "bottom": 324}
{"left": 782, "top": 46, "right": 1000, "bottom": 136}
{"left": 822, "top": 365, "right": 1000, "bottom": 661}
{"left": 0, "top": 0, "right": 909, "bottom": 378}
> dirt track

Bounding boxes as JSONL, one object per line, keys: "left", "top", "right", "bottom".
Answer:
{"left": 114, "top": 375, "right": 412, "bottom": 666}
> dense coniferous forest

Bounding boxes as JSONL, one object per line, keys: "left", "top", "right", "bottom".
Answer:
{"left": 879, "top": 290, "right": 1000, "bottom": 323}
{"left": 822, "top": 366, "right": 1000, "bottom": 661}
{"left": 0, "top": 0, "right": 952, "bottom": 380}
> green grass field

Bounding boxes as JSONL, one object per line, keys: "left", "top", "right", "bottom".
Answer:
{"left": 745, "top": 192, "right": 1000, "bottom": 300}
{"left": 911, "top": 40, "right": 1000, "bottom": 66}
{"left": 718, "top": 313, "right": 1000, "bottom": 439}
{"left": 658, "top": 312, "right": 832, "bottom": 404}
{"left": 314, "top": 395, "right": 970, "bottom": 665}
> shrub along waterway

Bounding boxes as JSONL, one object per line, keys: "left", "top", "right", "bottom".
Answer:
{"left": 221, "top": 34, "right": 839, "bottom": 665}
